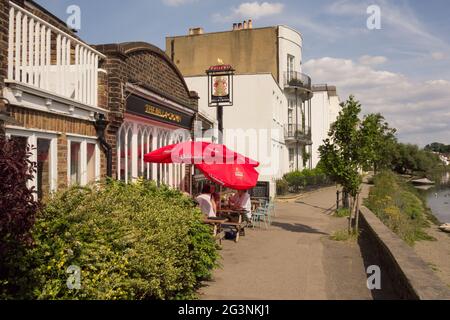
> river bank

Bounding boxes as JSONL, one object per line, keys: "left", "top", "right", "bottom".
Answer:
{"left": 413, "top": 172, "right": 450, "bottom": 287}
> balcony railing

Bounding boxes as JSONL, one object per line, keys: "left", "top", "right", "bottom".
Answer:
{"left": 284, "top": 71, "right": 312, "bottom": 91}
{"left": 7, "top": 2, "right": 105, "bottom": 107}
{"left": 285, "top": 124, "right": 312, "bottom": 144}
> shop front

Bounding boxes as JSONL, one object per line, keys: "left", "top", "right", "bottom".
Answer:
{"left": 96, "top": 42, "right": 199, "bottom": 192}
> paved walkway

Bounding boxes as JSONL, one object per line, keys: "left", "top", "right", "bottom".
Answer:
{"left": 199, "top": 187, "right": 373, "bottom": 300}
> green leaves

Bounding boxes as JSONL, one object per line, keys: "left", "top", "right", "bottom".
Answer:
{"left": 319, "top": 96, "right": 396, "bottom": 197}
{"left": 11, "top": 180, "right": 219, "bottom": 300}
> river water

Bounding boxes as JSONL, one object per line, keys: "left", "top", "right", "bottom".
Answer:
{"left": 415, "top": 172, "right": 450, "bottom": 224}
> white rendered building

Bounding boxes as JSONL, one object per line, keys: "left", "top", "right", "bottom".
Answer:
{"left": 167, "top": 24, "right": 314, "bottom": 197}
{"left": 310, "top": 85, "right": 341, "bottom": 168}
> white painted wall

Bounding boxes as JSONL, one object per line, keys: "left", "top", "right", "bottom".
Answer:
{"left": 278, "top": 25, "right": 303, "bottom": 85}
{"left": 311, "top": 89, "right": 341, "bottom": 168}
{"left": 185, "top": 74, "right": 289, "bottom": 197}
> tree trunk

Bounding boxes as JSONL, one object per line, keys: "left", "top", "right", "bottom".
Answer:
{"left": 354, "top": 193, "right": 360, "bottom": 235}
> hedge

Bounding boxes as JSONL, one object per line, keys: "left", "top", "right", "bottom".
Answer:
{"left": 4, "top": 179, "right": 219, "bottom": 300}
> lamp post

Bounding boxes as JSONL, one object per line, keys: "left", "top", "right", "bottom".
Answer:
{"left": 206, "top": 64, "right": 234, "bottom": 144}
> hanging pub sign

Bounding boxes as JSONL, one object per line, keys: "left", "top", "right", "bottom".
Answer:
{"left": 207, "top": 63, "right": 235, "bottom": 107}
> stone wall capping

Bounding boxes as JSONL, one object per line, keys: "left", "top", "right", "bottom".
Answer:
{"left": 359, "top": 205, "right": 450, "bottom": 300}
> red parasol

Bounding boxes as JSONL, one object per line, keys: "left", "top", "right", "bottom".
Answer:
{"left": 143, "top": 141, "right": 259, "bottom": 166}
{"left": 144, "top": 141, "right": 260, "bottom": 190}
{"left": 196, "top": 163, "right": 259, "bottom": 190}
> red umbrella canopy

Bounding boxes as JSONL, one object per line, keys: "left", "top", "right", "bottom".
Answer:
{"left": 196, "top": 163, "right": 260, "bottom": 190}
{"left": 143, "top": 141, "right": 259, "bottom": 166}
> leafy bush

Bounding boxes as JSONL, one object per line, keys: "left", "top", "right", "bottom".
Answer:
{"left": 20, "top": 180, "right": 219, "bottom": 300}
{"left": 283, "top": 168, "right": 331, "bottom": 192}
{"left": 365, "top": 171, "right": 434, "bottom": 245}
{"left": 0, "top": 136, "right": 39, "bottom": 298}
{"left": 276, "top": 179, "right": 289, "bottom": 195}
{"left": 334, "top": 208, "right": 350, "bottom": 218}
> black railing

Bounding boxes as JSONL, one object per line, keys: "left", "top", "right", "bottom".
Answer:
{"left": 285, "top": 124, "right": 311, "bottom": 142}
{"left": 284, "top": 71, "right": 312, "bottom": 90}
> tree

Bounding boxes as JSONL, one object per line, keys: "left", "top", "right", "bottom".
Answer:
{"left": 0, "top": 135, "right": 39, "bottom": 297}
{"left": 319, "top": 96, "right": 363, "bottom": 233}
{"left": 359, "top": 113, "right": 397, "bottom": 173}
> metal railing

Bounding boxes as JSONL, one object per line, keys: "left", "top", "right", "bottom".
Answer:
{"left": 7, "top": 2, "right": 105, "bottom": 107}
{"left": 283, "top": 71, "right": 312, "bottom": 91}
{"left": 284, "top": 124, "right": 311, "bottom": 142}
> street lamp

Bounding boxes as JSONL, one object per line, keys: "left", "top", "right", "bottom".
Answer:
{"left": 206, "top": 63, "right": 234, "bottom": 144}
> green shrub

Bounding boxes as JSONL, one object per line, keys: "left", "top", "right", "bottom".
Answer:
{"left": 283, "top": 168, "right": 331, "bottom": 192}
{"left": 21, "top": 179, "right": 219, "bottom": 300}
{"left": 276, "top": 179, "right": 289, "bottom": 195}
{"left": 334, "top": 208, "right": 350, "bottom": 218}
{"left": 330, "top": 229, "right": 359, "bottom": 242}
{"left": 365, "top": 171, "right": 433, "bottom": 245}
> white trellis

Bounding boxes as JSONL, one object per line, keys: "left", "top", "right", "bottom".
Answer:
{"left": 117, "top": 121, "right": 189, "bottom": 190}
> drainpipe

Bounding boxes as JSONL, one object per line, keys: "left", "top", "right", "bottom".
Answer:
{"left": 94, "top": 113, "right": 112, "bottom": 178}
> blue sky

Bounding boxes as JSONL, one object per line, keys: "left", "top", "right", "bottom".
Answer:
{"left": 36, "top": 0, "right": 450, "bottom": 145}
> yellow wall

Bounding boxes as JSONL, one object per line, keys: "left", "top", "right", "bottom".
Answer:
{"left": 166, "top": 27, "right": 278, "bottom": 79}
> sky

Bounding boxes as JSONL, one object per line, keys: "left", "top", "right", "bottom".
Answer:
{"left": 35, "top": 0, "right": 450, "bottom": 146}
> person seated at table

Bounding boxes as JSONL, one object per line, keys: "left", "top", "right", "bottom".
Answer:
{"left": 229, "top": 189, "right": 252, "bottom": 221}
{"left": 195, "top": 184, "right": 216, "bottom": 218}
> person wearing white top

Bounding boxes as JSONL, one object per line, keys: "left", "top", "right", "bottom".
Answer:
{"left": 195, "top": 185, "right": 216, "bottom": 218}
{"left": 229, "top": 190, "right": 252, "bottom": 220}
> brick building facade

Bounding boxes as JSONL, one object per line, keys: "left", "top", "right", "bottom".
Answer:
{"left": 1, "top": 0, "right": 108, "bottom": 198}
{"left": 95, "top": 42, "right": 199, "bottom": 192}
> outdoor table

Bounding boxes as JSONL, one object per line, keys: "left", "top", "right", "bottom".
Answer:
{"left": 217, "top": 208, "right": 248, "bottom": 242}
{"left": 203, "top": 218, "right": 228, "bottom": 244}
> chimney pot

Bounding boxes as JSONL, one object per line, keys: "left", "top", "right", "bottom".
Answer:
{"left": 233, "top": 23, "right": 237, "bottom": 30}
{"left": 238, "top": 22, "right": 242, "bottom": 30}
{"left": 243, "top": 20, "right": 248, "bottom": 29}
{"left": 248, "top": 19, "right": 253, "bottom": 29}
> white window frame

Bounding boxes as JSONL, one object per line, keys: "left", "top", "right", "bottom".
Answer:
{"left": 67, "top": 135, "right": 101, "bottom": 186}
{"left": 5, "top": 127, "right": 58, "bottom": 197}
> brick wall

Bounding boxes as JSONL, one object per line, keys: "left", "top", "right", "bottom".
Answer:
{"left": 0, "top": 0, "right": 9, "bottom": 109}
{"left": 10, "top": 105, "right": 98, "bottom": 188}
{"left": 96, "top": 42, "right": 198, "bottom": 181}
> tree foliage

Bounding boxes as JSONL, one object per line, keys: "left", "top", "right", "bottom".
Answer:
{"left": 359, "top": 113, "right": 397, "bottom": 173}
{"left": 318, "top": 95, "right": 363, "bottom": 197}
{"left": 1, "top": 135, "right": 40, "bottom": 297}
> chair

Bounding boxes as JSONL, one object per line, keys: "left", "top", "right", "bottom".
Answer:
{"left": 251, "top": 206, "right": 269, "bottom": 229}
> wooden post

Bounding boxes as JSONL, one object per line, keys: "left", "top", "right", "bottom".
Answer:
{"left": 355, "top": 192, "right": 361, "bottom": 234}
{"left": 336, "top": 190, "right": 340, "bottom": 210}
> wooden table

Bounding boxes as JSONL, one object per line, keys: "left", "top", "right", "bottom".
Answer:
{"left": 217, "top": 208, "right": 248, "bottom": 242}
{"left": 203, "top": 218, "right": 228, "bottom": 244}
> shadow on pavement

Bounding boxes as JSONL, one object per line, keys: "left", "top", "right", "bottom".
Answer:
{"left": 295, "top": 201, "right": 336, "bottom": 215}
{"left": 271, "top": 222, "right": 329, "bottom": 235}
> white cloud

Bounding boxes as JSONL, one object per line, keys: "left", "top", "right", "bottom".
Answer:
{"left": 233, "top": 2, "right": 284, "bottom": 19}
{"left": 304, "top": 57, "right": 450, "bottom": 145}
{"left": 359, "top": 55, "right": 387, "bottom": 66}
{"left": 162, "top": 0, "right": 197, "bottom": 7}
{"left": 213, "top": 2, "right": 284, "bottom": 22}
{"left": 431, "top": 51, "right": 448, "bottom": 61}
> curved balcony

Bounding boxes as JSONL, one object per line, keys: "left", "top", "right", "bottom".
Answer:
{"left": 285, "top": 124, "right": 312, "bottom": 145}
{"left": 283, "top": 71, "right": 313, "bottom": 100}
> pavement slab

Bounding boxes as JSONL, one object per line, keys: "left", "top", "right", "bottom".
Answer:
{"left": 199, "top": 187, "right": 373, "bottom": 300}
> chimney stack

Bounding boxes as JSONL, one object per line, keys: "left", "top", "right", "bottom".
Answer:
{"left": 189, "top": 27, "right": 204, "bottom": 35}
